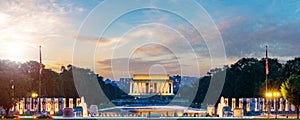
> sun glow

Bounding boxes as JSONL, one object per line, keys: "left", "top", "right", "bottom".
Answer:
{"left": 5, "top": 42, "right": 25, "bottom": 59}
{"left": 0, "top": 13, "right": 9, "bottom": 24}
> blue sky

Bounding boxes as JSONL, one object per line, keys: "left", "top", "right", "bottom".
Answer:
{"left": 199, "top": 0, "right": 300, "bottom": 59}
{"left": 0, "top": 0, "right": 299, "bottom": 80}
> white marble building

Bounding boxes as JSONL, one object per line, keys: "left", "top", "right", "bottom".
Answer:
{"left": 129, "top": 74, "right": 174, "bottom": 96}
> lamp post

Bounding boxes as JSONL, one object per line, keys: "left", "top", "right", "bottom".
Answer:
{"left": 266, "top": 92, "right": 271, "bottom": 118}
{"left": 31, "top": 92, "right": 38, "bottom": 112}
{"left": 38, "top": 45, "right": 42, "bottom": 112}
{"left": 273, "top": 92, "right": 280, "bottom": 119}
{"left": 11, "top": 80, "right": 15, "bottom": 113}
{"left": 265, "top": 91, "right": 281, "bottom": 119}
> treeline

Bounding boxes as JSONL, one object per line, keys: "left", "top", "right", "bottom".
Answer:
{"left": 178, "top": 57, "right": 300, "bottom": 104}
{"left": 0, "top": 60, "right": 126, "bottom": 107}
{"left": 201, "top": 57, "right": 300, "bottom": 100}
{"left": 1, "top": 57, "right": 300, "bottom": 106}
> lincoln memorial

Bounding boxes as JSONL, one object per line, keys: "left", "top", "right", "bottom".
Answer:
{"left": 129, "top": 74, "right": 174, "bottom": 96}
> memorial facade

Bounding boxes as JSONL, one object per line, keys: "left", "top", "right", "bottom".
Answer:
{"left": 129, "top": 74, "right": 174, "bottom": 96}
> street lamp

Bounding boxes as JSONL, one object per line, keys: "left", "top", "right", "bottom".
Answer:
{"left": 265, "top": 91, "right": 281, "bottom": 119}
{"left": 31, "top": 92, "right": 38, "bottom": 99}
{"left": 31, "top": 92, "right": 38, "bottom": 112}
{"left": 10, "top": 80, "right": 15, "bottom": 112}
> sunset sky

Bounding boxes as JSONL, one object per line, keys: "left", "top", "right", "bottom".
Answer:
{"left": 1, "top": 0, "right": 300, "bottom": 80}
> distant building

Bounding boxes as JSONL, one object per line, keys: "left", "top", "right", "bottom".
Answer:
{"left": 111, "top": 81, "right": 118, "bottom": 87}
{"left": 170, "top": 75, "right": 181, "bottom": 94}
{"left": 117, "top": 78, "right": 132, "bottom": 93}
{"left": 181, "top": 76, "right": 199, "bottom": 87}
{"left": 129, "top": 74, "right": 174, "bottom": 96}
{"left": 104, "top": 79, "right": 111, "bottom": 84}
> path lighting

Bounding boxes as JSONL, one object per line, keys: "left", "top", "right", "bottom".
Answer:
{"left": 31, "top": 92, "right": 38, "bottom": 98}
{"left": 265, "top": 91, "right": 281, "bottom": 119}
{"left": 31, "top": 92, "right": 39, "bottom": 112}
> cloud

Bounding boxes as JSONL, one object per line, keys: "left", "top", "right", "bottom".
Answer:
{"left": 133, "top": 44, "right": 173, "bottom": 57}
{"left": 0, "top": 0, "right": 104, "bottom": 74}
{"left": 96, "top": 56, "right": 186, "bottom": 79}
{"left": 199, "top": 0, "right": 300, "bottom": 62}
{"left": 0, "top": 0, "right": 79, "bottom": 61}
{"left": 220, "top": 15, "right": 300, "bottom": 59}
{"left": 0, "top": 0, "right": 74, "bottom": 41}
{"left": 75, "top": 35, "right": 119, "bottom": 45}
{"left": 91, "top": 22, "right": 214, "bottom": 79}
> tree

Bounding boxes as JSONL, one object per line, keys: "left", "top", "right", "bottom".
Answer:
{"left": 224, "top": 58, "right": 265, "bottom": 97}
{"left": 42, "top": 69, "right": 60, "bottom": 97}
{"left": 220, "top": 57, "right": 283, "bottom": 98}
{"left": 282, "top": 57, "right": 300, "bottom": 79}
{"left": 193, "top": 76, "right": 211, "bottom": 103}
{"left": 0, "top": 71, "right": 17, "bottom": 115}
{"left": 281, "top": 75, "right": 300, "bottom": 118}
{"left": 0, "top": 91, "right": 17, "bottom": 115}
{"left": 0, "top": 60, "right": 19, "bottom": 115}
{"left": 59, "top": 65, "right": 79, "bottom": 107}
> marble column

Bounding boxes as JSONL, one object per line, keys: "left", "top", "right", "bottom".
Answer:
{"left": 160, "top": 82, "right": 163, "bottom": 93}
{"left": 134, "top": 82, "right": 138, "bottom": 93}
{"left": 291, "top": 104, "right": 295, "bottom": 112}
{"left": 149, "top": 82, "right": 153, "bottom": 93}
{"left": 63, "top": 98, "right": 66, "bottom": 109}
{"left": 141, "top": 82, "right": 144, "bottom": 93}
{"left": 137, "top": 82, "right": 140, "bottom": 93}
{"left": 170, "top": 82, "right": 173, "bottom": 94}
{"left": 47, "top": 98, "right": 51, "bottom": 112}
{"left": 131, "top": 82, "right": 133, "bottom": 94}
{"left": 224, "top": 98, "right": 228, "bottom": 106}
{"left": 138, "top": 82, "right": 142, "bottom": 94}
{"left": 21, "top": 98, "right": 25, "bottom": 114}
{"left": 69, "top": 98, "right": 73, "bottom": 109}
{"left": 232, "top": 98, "right": 236, "bottom": 110}
{"left": 129, "top": 82, "right": 133, "bottom": 94}
{"left": 143, "top": 82, "right": 146, "bottom": 94}
{"left": 29, "top": 98, "right": 33, "bottom": 112}
{"left": 258, "top": 98, "right": 263, "bottom": 112}
{"left": 158, "top": 82, "right": 162, "bottom": 94}
{"left": 254, "top": 98, "right": 258, "bottom": 112}
{"left": 246, "top": 98, "right": 250, "bottom": 112}
{"left": 239, "top": 98, "right": 243, "bottom": 108}
{"left": 76, "top": 98, "right": 80, "bottom": 106}
{"left": 55, "top": 98, "right": 59, "bottom": 114}
{"left": 139, "top": 82, "right": 142, "bottom": 94}
{"left": 285, "top": 100, "right": 289, "bottom": 112}
{"left": 273, "top": 98, "right": 277, "bottom": 112}
{"left": 279, "top": 98, "right": 284, "bottom": 112}
{"left": 261, "top": 98, "right": 265, "bottom": 112}
{"left": 165, "top": 82, "right": 169, "bottom": 94}
{"left": 154, "top": 82, "right": 157, "bottom": 93}
{"left": 161, "top": 82, "right": 164, "bottom": 93}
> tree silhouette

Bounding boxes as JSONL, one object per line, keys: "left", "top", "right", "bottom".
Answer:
{"left": 281, "top": 75, "right": 300, "bottom": 119}
{"left": 282, "top": 57, "right": 300, "bottom": 79}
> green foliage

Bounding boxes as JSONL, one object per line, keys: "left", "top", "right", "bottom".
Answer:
{"left": 193, "top": 76, "right": 211, "bottom": 103}
{"left": 282, "top": 57, "right": 300, "bottom": 79}
{"left": 219, "top": 58, "right": 284, "bottom": 98}
{"left": 0, "top": 56, "right": 299, "bottom": 111}
{"left": 0, "top": 60, "right": 25, "bottom": 114}
{"left": 221, "top": 58, "right": 265, "bottom": 97}
{"left": 281, "top": 75, "right": 300, "bottom": 118}
{"left": 281, "top": 75, "right": 300, "bottom": 105}
{"left": 192, "top": 57, "right": 287, "bottom": 104}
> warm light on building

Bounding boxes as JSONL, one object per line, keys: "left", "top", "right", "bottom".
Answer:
{"left": 31, "top": 92, "right": 38, "bottom": 98}
{"left": 133, "top": 74, "right": 169, "bottom": 80}
{"left": 130, "top": 74, "right": 174, "bottom": 96}
{"left": 265, "top": 91, "right": 281, "bottom": 98}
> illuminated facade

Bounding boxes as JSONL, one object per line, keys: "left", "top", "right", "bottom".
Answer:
{"left": 129, "top": 74, "right": 174, "bottom": 96}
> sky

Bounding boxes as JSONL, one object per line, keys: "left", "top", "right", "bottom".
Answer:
{"left": 0, "top": 0, "right": 300, "bottom": 80}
